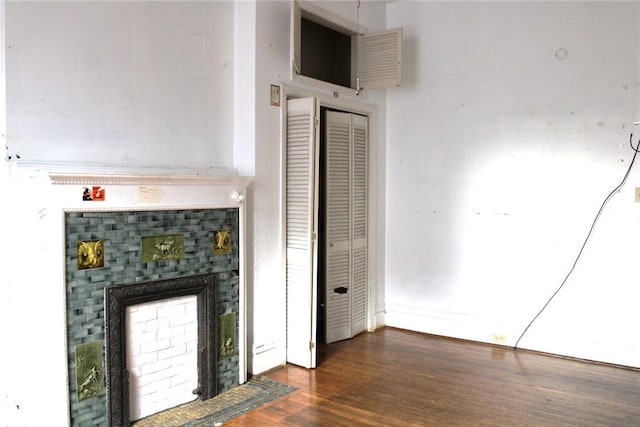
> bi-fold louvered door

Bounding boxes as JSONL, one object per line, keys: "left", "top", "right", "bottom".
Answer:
{"left": 285, "top": 97, "right": 319, "bottom": 369}
{"left": 286, "top": 98, "right": 369, "bottom": 367}
{"left": 325, "top": 111, "right": 368, "bottom": 344}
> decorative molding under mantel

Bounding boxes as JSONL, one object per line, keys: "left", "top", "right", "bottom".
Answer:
{"left": 49, "top": 172, "right": 253, "bottom": 187}
{"left": 11, "top": 160, "right": 252, "bottom": 187}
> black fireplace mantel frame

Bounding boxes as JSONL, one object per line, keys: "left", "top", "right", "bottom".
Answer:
{"left": 105, "top": 273, "right": 218, "bottom": 427}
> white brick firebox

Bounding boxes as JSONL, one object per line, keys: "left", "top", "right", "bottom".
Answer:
{"left": 126, "top": 295, "right": 198, "bottom": 421}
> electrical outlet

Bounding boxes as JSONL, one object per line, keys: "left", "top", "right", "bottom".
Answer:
{"left": 492, "top": 333, "right": 507, "bottom": 345}
{"left": 636, "top": 187, "right": 640, "bottom": 203}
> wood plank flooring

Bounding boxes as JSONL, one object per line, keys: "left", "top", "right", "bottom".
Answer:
{"left": 224, "top": 327, "right": 640, "bottom": 426}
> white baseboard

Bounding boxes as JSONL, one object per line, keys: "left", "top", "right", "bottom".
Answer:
{"left": 248, "top": 340, "right": 286, "bottom": 375}
{"left": 384, "top": 303, "right": 479, "bottom": 342}
{"left": 385, "top": 304, "right": 542, "bottom": 350}
{"left": 373, "top": 307, "right": 386, "bottom": 330}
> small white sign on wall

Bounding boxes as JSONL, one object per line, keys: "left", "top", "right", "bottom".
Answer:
{"left": 138, "top": 186, "right": 163, "bottom": 204}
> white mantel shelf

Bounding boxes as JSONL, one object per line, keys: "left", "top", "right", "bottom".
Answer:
{"left": 10, "top": 160, "right": 252, "bottom": 187}
{"left": 48, "top": 172, "right": 254, "bottom": 187}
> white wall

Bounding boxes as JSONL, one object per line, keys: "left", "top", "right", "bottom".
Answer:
{"left": 0, "top": 160, "right": 70, "bottom": 426}
{"left": 385, "top": 1, "right": 640, "bottom": 367}
{"left": 6, "top": 1, "right": 234, "bottom": 172}
{"left": 245, "top": 0, "right": 291, "bottom": 374}
{"left": 234, "top": 0, "right": 256, "bottom": 177}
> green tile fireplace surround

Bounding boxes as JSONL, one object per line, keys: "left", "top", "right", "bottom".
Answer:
{"left": 65, "top": 208, "right": 240, "bottom": 426}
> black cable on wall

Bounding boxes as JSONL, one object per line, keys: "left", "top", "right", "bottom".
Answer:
{"left": 514, "top": 133, "right": 640, "bottom": 350}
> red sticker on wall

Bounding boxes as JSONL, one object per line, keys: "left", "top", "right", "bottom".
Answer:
{"left": 83, "top": 186, "right": 106, "bottom": 201}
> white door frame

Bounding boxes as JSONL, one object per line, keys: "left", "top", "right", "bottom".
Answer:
{"left": 281, "top": 84, "right": 380, "bottom": 364}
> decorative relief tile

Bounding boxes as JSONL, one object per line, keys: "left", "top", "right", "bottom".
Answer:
{"left": 75, "top": 341, "right": 105, "bottom": 402}
{"left": 141, "top": 234, "right": 184, "bottom": 262}
{"left": 214, "top": 230, "right": 232, "bottom": 255}
{"left": 77, "top": 240, "right": 104, "bottom": 270}
{"left": 219, "top": 312, "right": 236, "bottom": 359}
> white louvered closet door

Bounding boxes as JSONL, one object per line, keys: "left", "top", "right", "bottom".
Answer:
{"left": 351, "top": 114, "right": 368, "bottom": 337}
{"left": 325, "top": 111, "right": 368, "bottom": 344}
{"left": 286, "top": 97, "right": 319, "bottom": 368}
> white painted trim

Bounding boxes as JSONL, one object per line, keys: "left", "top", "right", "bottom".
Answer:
{"left": 49, "top": 172, "right": 252, "bottom": 187}
{"left": 278, "top": 85, "right": 289, "bottom": 370}
{"left": 283, "top": 83, "right": 377, "bottom": 117}
{"left": 291, "top": 73, "right": 369, "bottom": 101}
{"left": 237, "top": 194, "right": 248, "bottom": 384}
{"left": 281, "top": 83, "right": 379, "bottom": 348}
{"left": 17, "top": 160, "right": 238, "bottom": 179}
{"left": 46, "top": 169, "right": 253, "bottom": 213}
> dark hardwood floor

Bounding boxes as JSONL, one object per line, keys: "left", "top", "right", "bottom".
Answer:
{"left": 225, "top": 327, "right": 640, "bottom": 426}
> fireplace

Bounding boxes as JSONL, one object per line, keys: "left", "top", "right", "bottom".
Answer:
{"left": 54, "top": 173, "right": 249, "bottom": 427}
{"left": 105, "top": 273, "right": 217, "bottom": 426}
